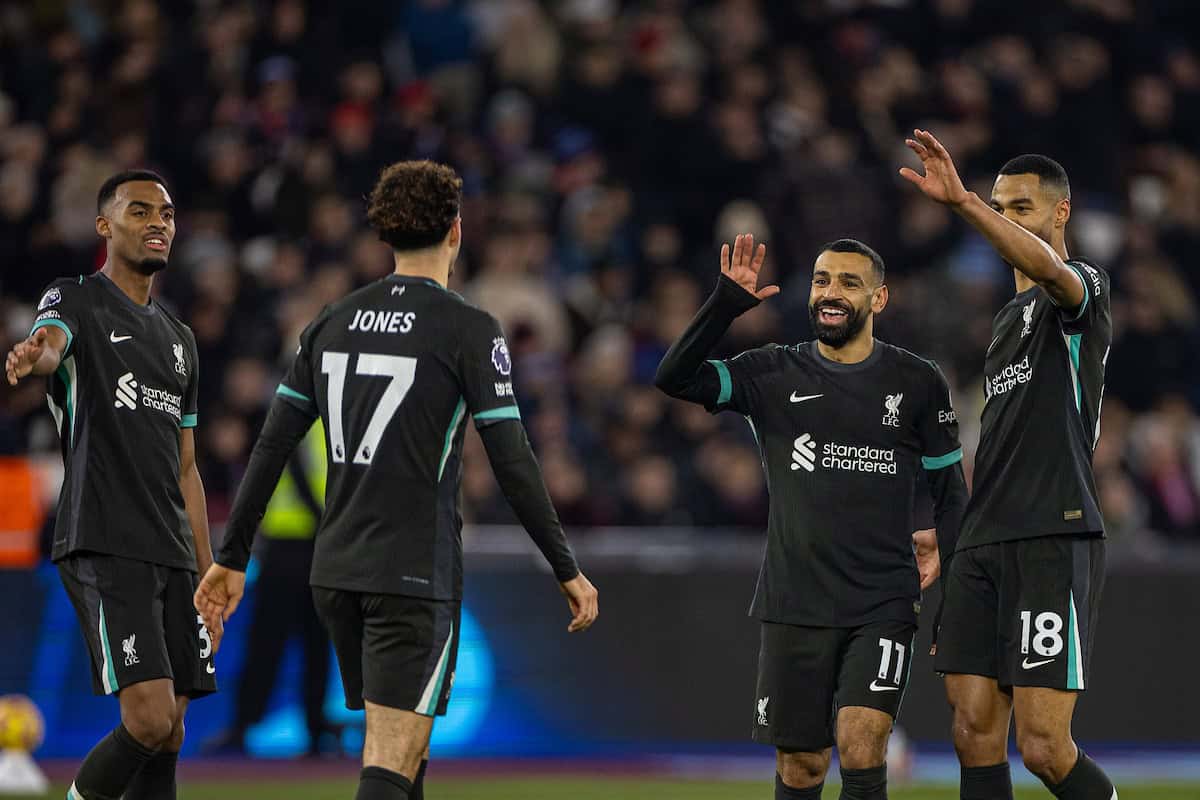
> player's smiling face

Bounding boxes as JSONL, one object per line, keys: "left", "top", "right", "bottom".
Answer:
{"left": 99, "top": 181, "right": 176, "bottom": 275}
{"left": 989, "top": 173, "right": 1067, "bottom": 246}
{"left": 808, "top": 251, "right": 886, "bottom": 347}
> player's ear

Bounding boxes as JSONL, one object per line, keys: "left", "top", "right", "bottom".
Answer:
{"left": 872, "top": 283, "right": 889, "bottom": 314}
{"left": 1056, "top": 197, "right": 1071, "bottom": 229}
{"left": 96, "top": 215, "right": 111, "bottom": 239}
{"left": 446, "top": 217, "right": 462, "bottom": 250}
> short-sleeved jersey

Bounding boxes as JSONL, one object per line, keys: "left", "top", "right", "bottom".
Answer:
{"left": 32, "top": 273, "right": 200, "bottom": 570}
{"left": 707, "top": 340, "right": 963, "bottom": 627}
{"left": 276, "top": 274, "right": 522, "bottom": 600}
{"left": 959, "top": 260, "right": 1112, "bottom": 549}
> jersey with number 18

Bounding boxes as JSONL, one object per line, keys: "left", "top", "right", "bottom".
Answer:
{"left": 275, "top": 274, "right": 521, "bottom": 602}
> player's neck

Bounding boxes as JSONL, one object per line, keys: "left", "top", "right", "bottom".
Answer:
{"left": 100, "top": 260, "right": 154, "bottom": 306}
{"left": 816, "top": 333, "right": 874, "bottom": 365}
{"left": 392, "top": 251, "right": 450, "bottom": 288}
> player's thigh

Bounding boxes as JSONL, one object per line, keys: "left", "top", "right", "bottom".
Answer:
{"left": 752, "top": 621, "right": 843, "bottom": 752}
{"left": 933, "top": 545, "right": 1001, "bottom": 680}
{"left": 360, "top": 594, "right": 459, "bottom": 717}
{"left": 163, "top": 567, "right": 217, "bottom": 700}
{"left": 943, "top": 673, "right": 1012, "bottom": 753}
{"left": 363, "top": 700, "right": 433, "bottom": 779}
{"left": 312, "top": 586, "right": 366, "bottom": 710}
{"left": 835, "top": 620, "right": 916, "bottom": 764}
{"left": 58, "top": 554, "right": 173, "bottom": 696}
{"left": 1001, "top": 536, "right": 1103, "bottom": 691}
{"left": 1012, "top": 685, "right": 1077, "bottom": 748}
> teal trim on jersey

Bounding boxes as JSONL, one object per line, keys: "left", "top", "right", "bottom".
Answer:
{"left": 708, "top": 359, "right": 732, "bottom": 405}
{"left": 419, "top": 621, "right": 455, "bottom": 716}
{"left": 98, "top": 600, "right": 118, "bottom": 694}
{"left": 437, "top": 398, "right": 467, "bottom": 481}
{"left": 1067, "top": 590, "right": 1084, "bottom": 690}
{"left": 1063, "top": 262, "right": 1090, "bottom": 321}
{"left": 180, "top": 413, "right": 198, "bottom": 428}
{"left": 29, "top": 318, "right": 74, "bottom": 354}
{"left": 474, "top": 405, "right": 521, "bottom": 421}
{"left": 1065, "top": 333, "right": 1083, "bottom": 411}
{"left": 922, "top": 447, "right": 963, "bottom": 470}
{"left": 56, "top": 356, "right": 77, "bottom": 448}
{"left": 67, "top": 783, "right": 84, "bottom": 800}
{"left": 276, "top": 383, "right": 312, "bottom": 404}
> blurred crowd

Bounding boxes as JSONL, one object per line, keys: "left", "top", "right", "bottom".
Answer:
{"left": 2, "top": 0, "right": 1199, "bottom": 553}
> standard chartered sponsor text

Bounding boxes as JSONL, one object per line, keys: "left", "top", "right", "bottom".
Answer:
{"left": 821, "top": 442, "right": 897, "bottom": 474}
{"left": 986, "top": 355, "right": 1033, "bottom": 399}
{"left": 142, "top": 385, "right": 182, "bottom": 420}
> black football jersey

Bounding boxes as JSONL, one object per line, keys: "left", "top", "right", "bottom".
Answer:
{"left": 32, "top": 273, "right": 200, "bottom": 570}
{"left": 959, "top": 260, "right": 1112, "bottom": 548}
{"left": 276, "top": 274, "right": 522, "bottom": 600}
{"left": 708, "top": 340, "right": 963, "bottom": 627}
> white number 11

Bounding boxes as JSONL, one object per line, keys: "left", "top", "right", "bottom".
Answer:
{"left": 321, "top": 351, "right": 417, "bottom": 465}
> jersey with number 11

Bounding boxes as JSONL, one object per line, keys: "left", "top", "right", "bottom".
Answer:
{"left": 275, "top": 274, "right": 521, "bottom": 601}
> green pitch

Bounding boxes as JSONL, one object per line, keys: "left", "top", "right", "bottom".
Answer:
{"left": 24, "top": 779, "right": 1200, "bottom": 799}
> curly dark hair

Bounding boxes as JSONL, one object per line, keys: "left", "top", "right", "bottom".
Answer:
{"left": 366, "top": 161, "right": 462, "bottom": 251}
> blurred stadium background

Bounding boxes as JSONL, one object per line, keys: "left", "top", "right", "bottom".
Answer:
{"left": 1, "top": 0, "right": 1199, "bottom": 797}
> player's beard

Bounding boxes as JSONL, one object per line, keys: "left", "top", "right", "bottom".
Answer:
{"left": 808, "top": 300, "right": 868, "bottom": 348}
{"left": 134, "top": 256, "right": 169, "bottom": 275}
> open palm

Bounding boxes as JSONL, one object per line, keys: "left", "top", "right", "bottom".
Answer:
{"left": 721, "top": 233, "right": 779, "bottom": 301}
{"left": 899, "top": 129, "right": 970, "bottom": 206}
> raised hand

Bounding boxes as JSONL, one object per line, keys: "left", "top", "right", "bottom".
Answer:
{"left": 899, "top": 129, "right": 970, "bottom": 207}
{"left": 722, "top": 233, "right": 779, "bottom": 301}
{"left": 6, "top": 327, "right": 49, "bottom": 386}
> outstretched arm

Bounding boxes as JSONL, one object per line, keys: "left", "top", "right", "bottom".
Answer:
{"left": 900, "top": 129, "right": 1084, "bottom": 310}
{"left": 6, "top": 326, "right": 66, "bottom": 385}
{"left": 654, "top": 234, "right": 776, "bottom": 406}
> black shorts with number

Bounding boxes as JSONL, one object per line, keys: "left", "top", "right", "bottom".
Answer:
{"left": 752, "top": 619, "right": 917, "bottom": 751}
{"left": 58, "top": 553, "right": 217, "bottom": 698}
{"left": 312, "top": 587, "right": 459, "bottom": 716}
{"left": 934, "top": 534, "right": 1104, "bottom": 690}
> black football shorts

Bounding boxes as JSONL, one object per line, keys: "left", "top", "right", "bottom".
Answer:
{"left": 934, "top": 534, "right": 1104, "bottom": 690}
{"left": 751, "top": 619, "right": 917, "bottom": 751}
{"left": 58, "top": 553, "right": 218, "bottom": 698}
{"left": 312, "top": 587, "right": 459, "bottom": 716}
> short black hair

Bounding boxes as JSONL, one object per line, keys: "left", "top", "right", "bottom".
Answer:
{"left": 97, "top": 169, "right": 169, "bottom": 214}
{"left": 819, "top": 238, "right": 885, "bottom": 283}
{"left": 998, "top": 154, "right": 1070, "bottom": 200}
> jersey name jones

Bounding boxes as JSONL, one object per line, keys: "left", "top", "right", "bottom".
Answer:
{"left": 348, "top": 309, "right": 416, "bottom": 334}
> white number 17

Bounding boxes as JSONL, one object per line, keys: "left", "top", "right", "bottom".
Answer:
{"left": 321, "top": 351, "right": 417, "bottom": 465}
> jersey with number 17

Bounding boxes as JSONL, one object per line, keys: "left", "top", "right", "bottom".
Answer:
{"left": 275, "top": 274, "right": 522, "bottom": 601}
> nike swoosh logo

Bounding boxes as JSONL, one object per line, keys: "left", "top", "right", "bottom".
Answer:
{"left": 868, "top": 681, "right": 900, "bottom": 692}
{"left": 206, "top": 663, "right": 216, "bottom": 674}
{"left": 790, "top": 393, "right": 823, "bottom": 403}
{"left": 1021, "top": 658, "right": 1054, "bottom": 670}
{"left": 109, "top": 332, "right": 133, "bottom": 343}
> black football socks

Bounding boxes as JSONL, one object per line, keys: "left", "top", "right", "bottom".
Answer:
{"left": 839, "top": 765, "right": 887, "bottom": 800}
{"left": 1047, "top": 751, "right": 1116, "bottom": 800}
{"left": 123, "top": 749, "right": 179, "bottom": 799}
{"left": 776, "top": 773, "right": 824, "bottom": 798}
{"left": 355, "top": 766, "right": 413, "bottom": 800}
{"left": 68, "top": 723, "right": 157, "bottom": 800}
{"left": 961, "top": 763, "right": 1014, "bottom": 800}
{"left": 410, "top": 758, "right": 428, "bottom": 800}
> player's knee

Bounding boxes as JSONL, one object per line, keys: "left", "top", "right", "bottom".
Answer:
{"left": 838, "top": 736, "right": 887, "bottom": 770}
{"left": 1016, "top": 732, "right": 1071, "bottom": 780}
{"left": 162, "top": 717, "right": 185, "bottom": 752}
{"left": 776, "top": 749, "right": 829, "bottom": 788}
{"left": 122, "top": 704, "right": 175, "bottom": 749}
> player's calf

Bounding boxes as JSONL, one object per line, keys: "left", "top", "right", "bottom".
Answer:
{"left": 776, "top": 748, "right": 831, "bottom": 798}
{"left": 124, "top": 696, "right": 189, "bottom": 800}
